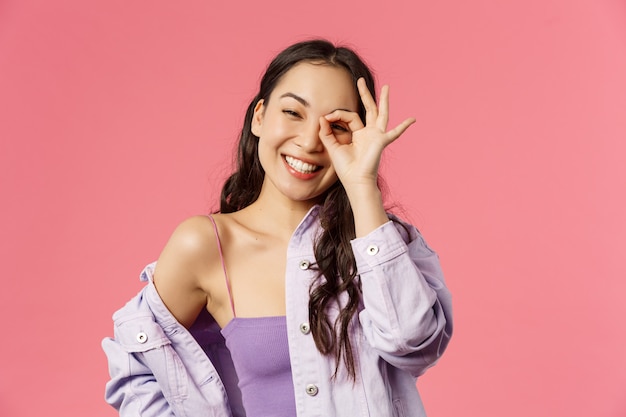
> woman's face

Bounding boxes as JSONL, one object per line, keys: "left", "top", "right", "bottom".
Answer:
{"left": 252, "top": 62, "right": 359, "bottom": 205}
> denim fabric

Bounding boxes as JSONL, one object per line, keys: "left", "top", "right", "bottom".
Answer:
{"left": 102, "top": 206, "right": 453, "bottom": 417}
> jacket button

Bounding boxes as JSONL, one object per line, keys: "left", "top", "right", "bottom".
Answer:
{"left": 299, "top": 322, "right": 311, "bottom": 335}
{"left": 136, "top": 332, "right": 148, "bottom": 344}
{"left": 366, "top": 244, "right": 379, "bottom": 255}
{"left": 305, "top": 384, "right": 318, "bottom": 396}
{"left": 299, "top": 260, "right": 310, "bottom": 270}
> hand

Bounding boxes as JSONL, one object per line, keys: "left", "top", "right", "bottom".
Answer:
{"left": 318, "top": 78, "right": 415, "bottom": 191}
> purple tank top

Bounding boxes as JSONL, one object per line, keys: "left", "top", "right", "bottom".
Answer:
{"left": 221, "top": 317, "right": 296, "bottom": 416}
{"left": 208, "top": 215, "right": 297, "bottom": 417}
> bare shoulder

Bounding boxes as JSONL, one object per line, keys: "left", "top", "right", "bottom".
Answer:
{"left": 161, "top": 215, "right": 219, "bottom": 262}
{"left": 153, "top": 215, "right": 221, "bottom": 328}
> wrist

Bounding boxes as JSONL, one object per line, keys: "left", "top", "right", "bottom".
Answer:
{"left": 344, "top": 185, "right": 389, "bottom": 237}
{"left": 343, "top": 180, "right": 381, "bottom": 202}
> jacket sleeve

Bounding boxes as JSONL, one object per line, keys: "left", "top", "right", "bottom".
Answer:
{"left": 102, "top": 298, "right": 181, "bottom": 417}
{"left": 351, "top": 218, "right": 453, "bottom": 377}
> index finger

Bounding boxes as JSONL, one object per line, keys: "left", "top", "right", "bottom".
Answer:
{"left": 323, "top": 109, "right": 364, "bottom": 132}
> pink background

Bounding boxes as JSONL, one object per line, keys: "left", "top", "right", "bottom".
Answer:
{"left": 1, "top": 0, "right": 625, "bottom": 416}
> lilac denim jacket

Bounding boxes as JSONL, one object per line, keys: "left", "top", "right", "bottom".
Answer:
{"left": 102, "top": 207, "right": 453, "bottom": 417}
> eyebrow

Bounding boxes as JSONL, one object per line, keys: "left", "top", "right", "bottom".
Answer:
{"left": 280, "top": 92, "right": 309, "bottom": 107}
{"left": 279, "top": 92, "right": 353, "bottom": 113}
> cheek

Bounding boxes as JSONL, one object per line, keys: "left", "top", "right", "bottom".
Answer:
{"left": 263, "top": 116, "right": 293, "bottom": 141}
{"left": 325, "top": 165, "right": 339, "bottom": 182}
{"left": 323, "top": 173, "right": 341, "bottom": 194}
{"left": 257, "top": 140, "right": 276, "bottom": 166}
{"left": 275, "top": 116, "right": 297, "bottom": 136}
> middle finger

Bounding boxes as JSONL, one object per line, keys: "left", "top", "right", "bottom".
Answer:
{"left": 357, "top": 78, "right": 378, "bottom": 127}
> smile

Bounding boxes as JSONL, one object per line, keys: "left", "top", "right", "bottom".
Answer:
{"left": 284, "top": 155, "right": 320, "bottom": 174}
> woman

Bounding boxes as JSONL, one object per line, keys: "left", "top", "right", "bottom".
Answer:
{"left": 103, "top": 39, "right": 453, "bottom": 417}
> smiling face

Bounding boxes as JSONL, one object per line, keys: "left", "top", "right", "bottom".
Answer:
{"left": 251, "top": 62, "right": 359, "bottom": 206}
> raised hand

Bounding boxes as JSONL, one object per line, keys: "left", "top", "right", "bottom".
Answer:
{"left": 318, "top": 77, "right": 415, "bottom": 192}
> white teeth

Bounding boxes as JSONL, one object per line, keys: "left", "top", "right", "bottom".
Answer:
{"left": 285, "top": 156, "right": 318, "bottom": 174}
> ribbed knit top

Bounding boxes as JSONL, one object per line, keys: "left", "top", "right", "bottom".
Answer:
{"left": 221, "top": 317, "right": 296, "bottom": 416}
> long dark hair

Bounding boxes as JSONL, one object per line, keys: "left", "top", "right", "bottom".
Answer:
{"left": 220, "top": 39, "right": 377, "bottom": 379}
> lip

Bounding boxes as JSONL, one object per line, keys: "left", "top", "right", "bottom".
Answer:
{"left": 282, "top": 155, "right": 322, "bottom": 180}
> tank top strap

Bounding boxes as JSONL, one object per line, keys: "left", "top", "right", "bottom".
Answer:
{"left": 208, "top": 214, "right": 236, "bottom": 318}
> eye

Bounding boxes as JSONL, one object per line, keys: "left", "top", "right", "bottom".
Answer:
{"left": 331, "top": 123, "right": 349, "bottom": 133}
{"left": 283, "top": 109, "right": 301, "bottom": 118}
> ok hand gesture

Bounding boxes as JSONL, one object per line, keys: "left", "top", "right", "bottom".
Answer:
{"left": 318, "top": 78, "right": 415, "bottom": 192}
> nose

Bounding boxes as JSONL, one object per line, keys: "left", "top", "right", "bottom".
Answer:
{"left": 295, "top": 119, "right": 324, "bottom": 153}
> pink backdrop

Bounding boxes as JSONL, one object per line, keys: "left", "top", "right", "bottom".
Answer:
{"left": 1, "top": 0, "right": 625, "bottom": 416}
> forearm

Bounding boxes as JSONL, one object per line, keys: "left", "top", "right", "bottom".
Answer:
{"left": 345, "top": 181, "right": 390, "bottom": 237}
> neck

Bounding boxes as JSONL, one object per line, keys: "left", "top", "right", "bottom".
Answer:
{"left": 240, "top": 181, "right": 320, "bottom": 238}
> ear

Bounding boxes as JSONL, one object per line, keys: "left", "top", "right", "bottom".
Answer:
{"left": 251, "top": 99, "right": 265, "bottom": 137}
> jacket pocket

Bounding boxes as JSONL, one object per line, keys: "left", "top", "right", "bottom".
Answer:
{"left": 114, "top": 314, "right": 189, "bottom": 403}
{"left": 115, "top": 313, "right": 171, "bottom": 353}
